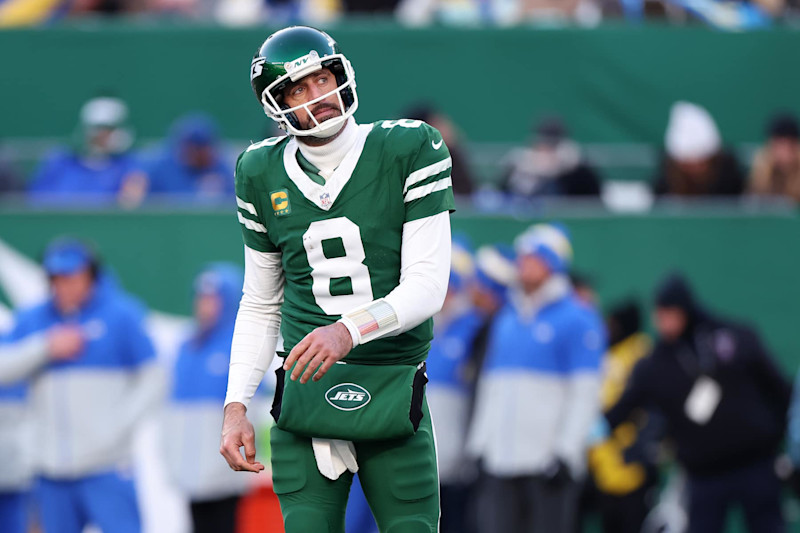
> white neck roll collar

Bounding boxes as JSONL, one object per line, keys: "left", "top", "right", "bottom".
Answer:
{"left": 296, "top": 117, "right": 359, "bottom": 179}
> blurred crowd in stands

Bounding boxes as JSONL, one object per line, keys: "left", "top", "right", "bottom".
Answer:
{"left": 2, "top": 95, "right": 800, "bottom": 212}
{"left": 0, "top": 97, "right": 234, "bottom": 208}
{"left": 2, "top": 0, "right": 800, "bottom": 29}
{"left": 2, "top": 227, "right": 800, "bottom": 533}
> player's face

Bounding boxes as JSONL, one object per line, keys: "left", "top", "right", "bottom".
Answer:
{"left": 517, "top": 255, "right": 551, "bottom": 294}
{"left": 282, "top": 68, "right": 342, "bottom": 130}
{"left": 51, "top": 268, "right": 94, "bottom": 314}
{"left": 654, "top": 307, "right": 687, "bottom": 342}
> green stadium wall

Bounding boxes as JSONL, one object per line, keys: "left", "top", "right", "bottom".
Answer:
{"left": 1, "top": 23, "right": 798, "bottom": 146}
{"left": 1, "top": 208, "right": 798, "bottom": 377}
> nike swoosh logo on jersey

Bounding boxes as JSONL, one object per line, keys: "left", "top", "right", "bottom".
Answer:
{"left": 432, "top": 140, "right": 443, "bottom": 150}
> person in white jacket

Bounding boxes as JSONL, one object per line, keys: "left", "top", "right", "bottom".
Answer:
{"left": 164, "top": 264, "right": 254, "bottom": 533}
{"left": 467, "top": 224, "right": 606, "bottom": 533}
{"left": 0, "top": 238, "right": 164, "bottom": 533}
{"left": 0, "top": 347, "right": 35, "bottom": 533}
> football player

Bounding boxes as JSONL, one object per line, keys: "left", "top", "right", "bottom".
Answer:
{"left": 219, "top": 26, "right": 454, "bottom": 533}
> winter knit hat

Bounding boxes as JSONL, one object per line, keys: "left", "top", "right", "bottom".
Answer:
{"left": 665, "top": 101, "right": 721, "bottom": 162}
{"left": 654, "top": 272, "right": 697, "bottom": 314}
{"left": 514, "top": 223, "right": 573, "bottom": 273}
{"left": 474, "top": 244, "right": 517, "bottom": 297}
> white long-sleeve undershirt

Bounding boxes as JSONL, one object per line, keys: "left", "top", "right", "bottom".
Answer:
{"left": 385, "top": 211, "right": 451, "bottom": 333}
{"left": 223, "top": 249, "right": 284, "bottom": 409}
{"left": 224, "top": 211, "right": 451, "bottom": 409}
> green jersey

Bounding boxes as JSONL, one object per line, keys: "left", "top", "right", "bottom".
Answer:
{"left": 235, "top": 119, "right": 455, "bottom": 365}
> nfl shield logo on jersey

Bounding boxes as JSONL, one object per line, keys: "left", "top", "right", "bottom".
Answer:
{"left": 320, "top": 192, "right": 331, "bottom": 209}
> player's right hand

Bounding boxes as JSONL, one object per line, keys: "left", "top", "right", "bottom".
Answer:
{"left": 220, "top": 402, "right": 265, "bottom": 473}
{"left": 47, "top": 326, "right": 85, "bottom": 361}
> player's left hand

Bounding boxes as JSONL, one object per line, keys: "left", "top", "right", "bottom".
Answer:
{"left": 284, "top": 322, "right": 353, "bottom": 384}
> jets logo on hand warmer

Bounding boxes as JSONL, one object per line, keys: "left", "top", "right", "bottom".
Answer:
{"left": 326, "top": 383, "right": 371, "bottom": 411}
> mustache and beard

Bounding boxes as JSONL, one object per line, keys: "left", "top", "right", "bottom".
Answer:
{"left": 301, "top": 102, "right": 342, "bottom": 130}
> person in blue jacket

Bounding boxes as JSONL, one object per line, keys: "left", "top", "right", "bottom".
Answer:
{"left": 426, "top": 240, "right": 487, "bottom": 533}
{"left": 467, "top": 223, "right": 606, "bottom": 533}
{"left": 0, "top": 372, "right": 32, "bottom": 533}
{"left": 0, "top": 237, "right": 164, "bottom": 533}
{"left": 164, "top": 263, "right": 251, "bottom": 533}
{"left": 345, "top": 239, "right": 492, "bottom": 533}
{"left": 463, "top": 243, "right": 517, "bottom": 386}
{"left": 28, "top": 97, "right": 146, "bottom": 207}
{"left": 144, "top": 113, "right": 233, "bottom": 202}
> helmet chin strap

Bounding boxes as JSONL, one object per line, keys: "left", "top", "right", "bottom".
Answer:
{"left": 307, "top": 117, "right": 348, "bottom": 139}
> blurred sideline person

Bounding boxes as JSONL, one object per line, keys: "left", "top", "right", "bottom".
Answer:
{"left": 426, "top": 241, "right": 484, "bottom": 533}
{"left": 0, "top": 143, "right": 22, "bottom": 197}
{"left": 28, "top": 97, "right": 147, "bottom": 207}
{"left": 0, "top": 238, "right": 164, "bottom": 533}
{"left": 345, "top": 239, "right": 483, "bottom": 533}
{"left": 145, "top": 113, "right": 234, "bottom": 203}
{"left": 405, "top": 104, "right": 475, "bottom": 196}
{"left": 583, "top": 300, "right": 662, "bottom": 533}
{"left": 164, "top": 264, "right": 250, "bottom": 533}
{"left": 749, "top": 113, "right": 800, "bottom": 203}
{"left": 220, "top": 26, "right": 454, "bottom": 533}
{"left": 499, "top": 116, "right": 601, "bottom": 200}
{"left": 787, "top": 368, "right": 800, "bottom": 491}
{"left": 461, "top": 243, "right": 516, "bottom": 394}
{"left": 653, "top": 101, "right": 744, "bottom": 197}
{"left": 0, "top": 342, "right": 34, "bottom": 533}
{"left": 607, "top": 273, "right": 791, "bottom": 533}
{"left": 468, "top": 224, "right": 606, "bottom": 533}
{"left": 569, "top": 271, "right": 598, "bottom": 307}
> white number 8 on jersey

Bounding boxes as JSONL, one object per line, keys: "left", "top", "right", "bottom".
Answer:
{"left": 303, "top": 217, "right": 374, "bottom": 315}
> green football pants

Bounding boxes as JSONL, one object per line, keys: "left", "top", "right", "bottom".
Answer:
{"left": 270, "top": 402, "right": 440, "bottom": 533}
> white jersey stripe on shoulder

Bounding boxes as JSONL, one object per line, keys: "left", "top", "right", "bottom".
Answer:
{"left": 404, "top": 177, "right": 452, "bottom": 203}
{"left": 237, "top": 212, "right": 267, "bottom": 233}
{"left": 236, "top": 197, "right": 258, "bottom": 216}
{"left": 403, "top": 157, "right": 452, "bottom": 194}
{"left": 245, "top": 136, "right": 284, "bottom": 152}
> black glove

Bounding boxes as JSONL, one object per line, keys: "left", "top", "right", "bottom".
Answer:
{"left": 543, "top": 457, "right": 572, "bottom": 488}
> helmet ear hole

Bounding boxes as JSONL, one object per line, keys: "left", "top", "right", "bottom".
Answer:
{"left": 322, "top": 58, "right": 355, "bottom": 109}
{"left": 271, "top": 91, "right": 301, "bottom": 129}
{"left": 278, "top": 101, "right": 301, "bottom": 129}
{"left": 285, "top": 110, "right": 301, "bottom": 129}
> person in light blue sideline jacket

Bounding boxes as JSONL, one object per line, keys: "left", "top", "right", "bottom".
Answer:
{"left": 345, "top": 239, "right": 496, "bottom": 533}
{"left": 0, "top": 360, "right": 32, "bottom": 533}
{"left": 426, "top": 240, "right": 487, "bottom": 533}
{"left": 164, "top": 263, "right": 251, "bottom": 533}
{"left": 144, "top": 113, "right": 233, "bottom": 202}
{"left": 0, "top": 238, "right": 164, "bottom": 533}
{"left": 467, "top": 223, "right": 606, "bottom": 533}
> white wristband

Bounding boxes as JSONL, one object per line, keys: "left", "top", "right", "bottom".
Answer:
{"left": 338, "top": 317, "right": 361, "bottom": 347}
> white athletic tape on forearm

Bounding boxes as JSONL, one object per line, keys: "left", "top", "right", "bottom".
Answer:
{"left": 340, "top": 299, "right": 400, "bottom": 345}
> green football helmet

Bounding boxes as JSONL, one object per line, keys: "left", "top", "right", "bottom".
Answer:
{"left": 250, "top": 26, "right": 358, "bottom": 138}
